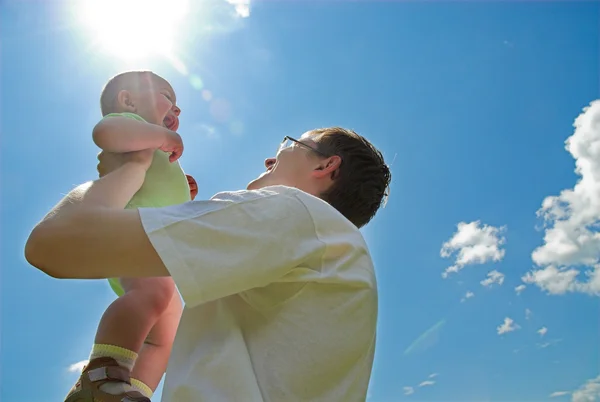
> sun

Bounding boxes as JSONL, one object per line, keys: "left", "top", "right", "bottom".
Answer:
{"left": 75, "top": 0, "right": 190, "bottom": 61}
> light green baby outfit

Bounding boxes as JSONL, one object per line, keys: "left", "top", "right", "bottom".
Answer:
{"left": 102, "top": 112, "right": 191, "bottom": 295}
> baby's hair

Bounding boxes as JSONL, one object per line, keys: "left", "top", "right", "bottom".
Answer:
{"left": 99, "top": 70, "right": 162, "bottom": 116}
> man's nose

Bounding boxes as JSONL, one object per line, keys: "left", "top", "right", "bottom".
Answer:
{"left": 265, "top": 158, "right": 276, "bottom": 170}
{"left": 171, "top": 105, "right": 181, "bottom": 116}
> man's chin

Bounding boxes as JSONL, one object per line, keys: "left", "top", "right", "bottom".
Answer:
{"left": 246, "top": 178, "right": 262, "bottom": 191}
{"left": 249, "top": 172, "right": 277, "bottom": 190}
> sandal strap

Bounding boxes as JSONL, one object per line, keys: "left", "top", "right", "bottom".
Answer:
{"left": 64, "top": 386, "right": 92, "bottom": 402}
{"left": 122, "top": 391, "right": 152, "bottom": 402}
{"left": 87, "top": 365, "right": 131, "bottom": 383}
{"left": 64, "top": 388, "right": 150, "bottom": 402}
{"left": 64, "top": 358, "right": 151, "bottom": 402}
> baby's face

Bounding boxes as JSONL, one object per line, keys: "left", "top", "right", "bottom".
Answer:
{"left": 132, "top": 75, "right": 180, "bottom": 131}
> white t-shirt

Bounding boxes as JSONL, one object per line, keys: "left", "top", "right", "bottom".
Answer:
{"left": 139, "top": 185, "right": 378, "bottom": 402}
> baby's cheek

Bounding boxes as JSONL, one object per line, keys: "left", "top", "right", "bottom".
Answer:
{"left": 163, "top": 99, "right": 174, "bottom": 114}
{"left": 156, "top": 96, "right": 172, "bottom": 114}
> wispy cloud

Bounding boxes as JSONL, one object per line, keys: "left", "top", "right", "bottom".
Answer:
{"left": 481, "top": 270, "right": 505, "bottom": 287}
{"left": 497, "top": 317, "right": 520, "bottom": 335}
{"left": 440, "top": 221, "right": 506, "bottom": 278}
{"left": 537, "top": 339, "right": 561, "bottom": 349}
{"left": 549, "top": 391, "right": 570, "bottom": 397}
{"left": 403, "top": 374, "right": 439, "bottom": 396}
{"left": 525, "top": 308, "right": 533, "bottom": 320}
{"left": 571, "top": 374, "right": 600, "bottom": 402}
{"left": 192, "top": 123, "right": 219, "bottom": 140}
{"left": 537, "top": 327, "right": 548, "bottom": 337}
{"left": 515, "top": 284, "right": 526, "bottom": 295}
{"left": 67, "top": 360, "right": 88, "bottom": 373}
{"left": 525, "top": 101, "right": 600, "bottom": 297}
{"left": 225, "top": 0, "right": 250, "bottom": 18}
{"left": 461, "top": 291, "right": 475, "bottom": 302}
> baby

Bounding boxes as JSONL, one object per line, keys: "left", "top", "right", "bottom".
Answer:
{"left": 65, "top": 71, "right": 196, "bottom": 402}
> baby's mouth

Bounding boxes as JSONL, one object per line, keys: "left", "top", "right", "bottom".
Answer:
{"left": 163, "top": 115, "right": 179, "bottom": 131}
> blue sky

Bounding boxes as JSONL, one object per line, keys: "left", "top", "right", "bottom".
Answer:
{"left": 1, "top": 0, "right": 599, "bottom": 401}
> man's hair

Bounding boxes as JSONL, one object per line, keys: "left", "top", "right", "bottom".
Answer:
{"left": 312, "top": 127, "right": 391, "bottom": 228}
{"left": 99, "top": 70, "right": 162, "bottom": 116}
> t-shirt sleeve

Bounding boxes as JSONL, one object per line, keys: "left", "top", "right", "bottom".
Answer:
{"left": 138, "top": 190, "right": 324, "bottom": 307}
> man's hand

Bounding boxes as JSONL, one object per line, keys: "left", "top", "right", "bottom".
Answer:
{"left": 98, "top": 149, "right": 155, "bottom": 178}
{"left": 186, "top": 174, "right": 198, "bottom": 200}
{"left": 160, "top": 131, "right": 184, "bottom": 163}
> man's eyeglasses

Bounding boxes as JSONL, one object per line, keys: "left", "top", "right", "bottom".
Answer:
{"left": 278, "top": 136, "right": 330, "bottom": 158}
{"left": 278, "top": 135, "right": 391, "bottom": 209}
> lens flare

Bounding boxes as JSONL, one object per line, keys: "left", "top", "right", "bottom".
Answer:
{"left": 76, "top": 0, "right": 190, "bottom": 61}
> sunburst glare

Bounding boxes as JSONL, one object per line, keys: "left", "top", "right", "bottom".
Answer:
{"left": 75, "top": 0, "right": 190, "bottom": 62}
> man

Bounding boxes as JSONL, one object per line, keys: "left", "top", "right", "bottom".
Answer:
{"left": 25, "top": 127, "right": 391, "bottom": 402}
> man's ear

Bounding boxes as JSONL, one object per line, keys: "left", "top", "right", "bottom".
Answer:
{"left": 116, "top": 90, "right": 136, "bottom": 112}
{"left": 313, "top": 155, "right": 342, "bottom": 179}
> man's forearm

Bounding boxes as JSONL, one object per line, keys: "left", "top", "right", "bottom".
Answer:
{"left": 93, "top": 117, "right": 170, "bottom": 152}
{"left": 38, "top": 162, "right": 147, "bottom": 224}
{"left": 24, "top": 162, "right": 169, "bottom": 280}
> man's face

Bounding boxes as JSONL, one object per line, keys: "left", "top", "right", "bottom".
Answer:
{"left": 247, "top": 132, "right": 324, "bottom": 191}
{"left": 130, "top": 75, "right": 180, "bottom": 131}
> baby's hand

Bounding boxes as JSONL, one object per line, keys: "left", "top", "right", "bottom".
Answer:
{"left": 160, "top": 131, "right": 184, "bottom": 162}
{"left": 186, "top": 174, "right": 198, "bottom": 200}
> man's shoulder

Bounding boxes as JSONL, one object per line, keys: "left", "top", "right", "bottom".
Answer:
{"left": 210, "top": 186, "right": 354, "bottom": 226}
{"left": 257, "top": 187, "right": 368, "bottom": 252}
{"left": 284, "top": 188, "right": 360, "bottom": 232}
{"left": 210, "top": 185, "right": 302, "bottom": 201}
{"left": 208, "top": 186, "right": 313, "bottom": 213}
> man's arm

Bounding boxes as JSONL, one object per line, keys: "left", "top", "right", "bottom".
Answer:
{"left": 93, "top": 116, "right": 178, "bottom": 153}
{"left": 24, "top": 159, "right": 169, "bottom": 279}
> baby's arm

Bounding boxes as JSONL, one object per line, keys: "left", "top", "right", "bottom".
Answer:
{"left": 93, "top": 116, "right": 183, "bottom": 162}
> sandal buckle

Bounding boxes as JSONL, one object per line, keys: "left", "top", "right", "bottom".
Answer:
{"left": 87, "top": 366, "right": 130, "bottom": 382}
{"left": 87, "top": 367, "right": 109, "bottom": 382}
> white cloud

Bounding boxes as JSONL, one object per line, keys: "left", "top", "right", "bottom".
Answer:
{"left": 461, "top": 291, "right": 475, "bottom": 302}
{"left": 525, "top": 308, "right": 533, "bottom": 320}
{"left": 515, "top": 284, "right": 526, "bottom": 294}
{"left": 497, "top": 317, "right": 520, "bottom": 335}
{"left": 550, "top": 391, "right": 570, "bottom": 397}
{"left": 225, "top": 0, "right": 250, "bottom": 17}
{"left": 68, "top": 360, "right": 88, "bottom": 373}
{"left": 572, "top": 374, "right": 600, "bottom": 402}
{"left": 403, "top": 386, "right": 415, "bottom": 395}
{"left": 429, "top": 373, "right": 439, "bottom": 378}
{"left": 441, "top": 221, "right": 506, "bottom": 278}
{"left": 522, "top": 266, "right": 582, "bottom": 295}
{"left": 538, "top": 326, "right": 548, "bottom": 337}
{"left": 481, "top": 270, "right": 505, "bottom": 287}
{"left": 527, "top": 101, "right": 600, "bottom": 297}
{"left": 419, "top": 380, "right": 435, "bottom": 387}
{"left": 180, "top": 0, "right": 250, "bottom": 37}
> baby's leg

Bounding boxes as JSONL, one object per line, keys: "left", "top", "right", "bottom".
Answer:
{"left": 65, "top": 277, "right": 175, "bottom": 401}
{"left": 95, "top": 276, "right": 175, "bottom": 353}
{"left": 131, "top": 288, "right": 183, "bottom": 394}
